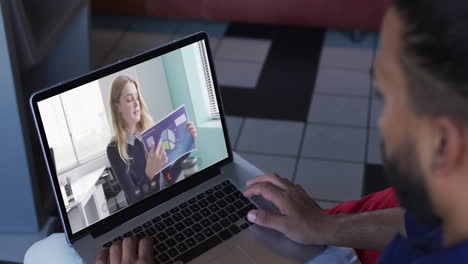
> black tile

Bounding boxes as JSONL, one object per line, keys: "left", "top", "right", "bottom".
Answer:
{"left": 363, "top": 163, "right": 390, "bottom": 196}
{"left": 220, "top": 23, "right": 325, "bottom": 122}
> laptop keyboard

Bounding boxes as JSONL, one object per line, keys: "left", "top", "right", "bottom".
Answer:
{"left": 103, "top": 180, "right": 257, "bottom": 264}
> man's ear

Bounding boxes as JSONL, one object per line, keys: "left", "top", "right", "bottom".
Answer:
{"left": 431, "top": 118, "right": 465, "bottom": 177}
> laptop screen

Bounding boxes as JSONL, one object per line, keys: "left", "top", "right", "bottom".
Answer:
{"left": 36, "top": 38, "right": 229, "bottom": 234}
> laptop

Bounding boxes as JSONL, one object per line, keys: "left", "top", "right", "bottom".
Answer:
{"left": 30, "top": 32, "right": 323, "bottom": 264}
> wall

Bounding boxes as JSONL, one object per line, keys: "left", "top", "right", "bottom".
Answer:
{"left": 162, "top": 47, "right": 228, "bottom": 170}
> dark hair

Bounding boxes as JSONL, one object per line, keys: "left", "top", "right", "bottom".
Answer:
{"left": 393, "top": 0, "right": 468, "bottom": 122}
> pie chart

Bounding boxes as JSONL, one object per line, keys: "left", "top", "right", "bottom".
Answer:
{"left": 160, "top": 129, "right": 176, "bottom": 150}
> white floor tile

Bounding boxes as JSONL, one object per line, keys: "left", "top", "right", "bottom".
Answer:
{"left": 238, "top": 152, "right": 297, "bottom": 180}
{"left": 301, "top": 124, "right": 367, "bottom": 162}
{"left": 320, "top": 47, "right": 374, "bottom": 71}
{"left": 215, "top": 60, "right": 263, "bottom": 89}
{"left": 314, "top": 68, "right": 371, "bottom": 97}
{"left": 308, "top": 95, "right": 369, "bottom": 127}
{"left": 295, "top": 158, "right": 364, "bottom": 201}
{"left": 367, "top": 129, "right": 383, "bottom": 164}
{"left": 225, "top": 116, "right": 244, "bottom": 148}
{"left": 237, "top": 118, "right": 305, "bottom": 156}
{"left": 216, "top": 37, "right": 272, "bottom": 63}
{"left": 370, "top": 98, "right": 383, "bottom": 128}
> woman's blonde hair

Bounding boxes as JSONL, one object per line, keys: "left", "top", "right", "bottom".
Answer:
{"left": 109, "top": 75, "right": 153, "bottom": 167}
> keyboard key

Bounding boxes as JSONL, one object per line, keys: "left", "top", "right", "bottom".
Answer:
{"left": 166, "top": 227, "right": 177, "bottom": 236}
{"left": 222, "top": 180, "right": 230, "bottom": 186}
{"left": 197, "top": 193, "right": 206, "bottom": 200}
{"left": 175, "top": 236, "right": 222, "bottom": 263}
{"left": 220, "top": 219, "right": 230, "bottom": 228}
{"left": 225, "top": 204, "right": 236, "bottom": 213}
{"left": 175, "top": 233, "right": 186, "bottom": 243}
{"left": 183, "top": 228, "right": 195, "bottom": 237}
{"left": 156, "top": 232, "right": 168, "bottom": 241}
{"left": 201, "top": 219, "right": 211, "bottom": 227}
{"left": 103, "top": 242, "right": 112, "bottom": 248}
{"left": 189, "top": 204, "right": 201, "bottom": 212}
{"left": 194, "top": 233, "right": 206, "bottom": 242}
{"left": 113, "top": 236, "right": 122, "bottom": 242}
{"left": 234, "top": 200, "right": 244, "bottom": 209}
{"left": 209, "top": 204, "right": 219, "bottom": 212}
{"left": 214, "top": 184, "right": 222, "bottom": 190}
{"left": 232, "top": 191, "right": 242, "bottom": 198}
{"left": 123, "top": 231, "right": 133, "bottom": 238}
{"left": 168, "top": 248, "right": 179, "bottom": 258}
{"left": 152, "top": 216, "right": 162, "bottom": 224}
{"left": 228, "top": 214, "right": 239, "bottom": 223}
{"left": 157, "top": 253, "right": 170, "bottom": 263}
{"left": 225, "top": 195, "right": 235, "bottom": 203}
{"left": 206, "top": 195, "right": 217, "bottom": 203}
{"left": 192, "top": 223, "right": 203, "bottom": 233}
{"left": 200, "top": 208, "right": 211, "bottom": 217}
{"left": 198, "top": 199, "right": 208, "bottom": 208}
{"left": 209, "top": 214, "right": 220, "bottom": 223}
{"left": 202, "top": 228, "right": 214, "bottom": 237}
{"left": 188, "top": 198, "right": 197, "bottom": 204}
{"left": 133, "top": 226, "right": 143, "bottom": 233}
{"left": 154, "top": 222, "right": 165, "bottom": 232}
{"left": 237, "top": 204, "right": 257, "bottom": 218}
{"left": 155, "top": 243, "right": 168, "bottom": 253}
{"left": 212, "top": 223, "right": 222, "bottom": 232}
{"left": 161, "top": 211, "right": 171, "bottom": 218}
{"left": 192, "top": 213, "right": 202, "bottom": 222}
{"left": 145, "top": 227, "right": 156, "bottom": 236}
{"left": 185, "top": 237, "right": 197, "bottom": 247}
{"left": 166, "top": 238, "right": 177, "bottom": 247}
{"left": 239, "top": 196, "right": 250, "bottom": 205}
{"left": 228, "top": 224, "right": 241, "bottom": 235}
{"left": 218, "top": 229, "right": 232, "bottom": 240}
{"left": 214, "top": 191, "right": 225, "bottom": 199}
{"left": 217, "top": 209, "right": 228, "bottom": 218}
{"left": 177, "top": 242, "right": 188, "bottom": 253}
{"left": 163, "top": 217, "right": 175, "bottom": 227}
{"left": 170, "top": 207, "right": 179, "bottom": 214}
{"left": 136, "top": 232, "right": 145, "bottom": 240}
{"left": 205, "top": 189, "right": 214, "bottom": 195}
{"left": 173, "top": 213, "right": 183, "bottom": 222}
{"left": 174, "top": 222, "right": 185, "bottom": 231}
{"left": 183, "top": 218, "right": 194, "bottom": 226}
{"left": 216, "top": 199, "right": 227, "bottom": 208}
{"left": 181, "top": 209, "right": 192, "bottom": 217}
{"left": 179, "top": 202, "right": 188, "bottom": 209}
{"left": 223, "top": 185, "right": 236, "bottom": 194}
{"left": 143, "top": 221, "right": 152, "bottom": 228}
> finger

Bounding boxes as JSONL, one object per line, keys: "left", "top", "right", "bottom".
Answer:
{"left": 138, "top": 236, "right": 153, "bottom": 262}
{"left": 110, "top": 240, "right": 122, "bottom": 264}
{"left": 122, "top": 237, "right": 137, "bottom": 263}
{"left": 158, "top": 144, "right": 166, "bottom": 159}
{"left": 243, "top": 183, "right": 288, "bottom": 212}
{"left": 186, "top": 121, "right": 193, "bottom": 127}
{"left": 155, "top": 140, "right": 162, "bottom": 154}
{"left": 95, "top": 248, "right": 109, "bottom": 264}
{"left": 149, "top": 144, "right": 155, "bottom": 154}
{"left": 247, "top": 209, "right": 288, "bottom": 233}
{"left": 246, "top": 174, "right": 289, "bottom": 191}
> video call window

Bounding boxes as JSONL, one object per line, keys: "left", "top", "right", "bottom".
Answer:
{"left": 38, "top": 40, "right": 228, "bottom": 233}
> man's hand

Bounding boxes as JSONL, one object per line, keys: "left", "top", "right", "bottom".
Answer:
{"left": 243, "top": 174, "right": 336, "bottom": 245}
{"left": 96, "top": 237, "right": 153, "bottom": 264}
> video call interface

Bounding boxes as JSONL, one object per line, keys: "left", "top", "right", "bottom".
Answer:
{"left": 38, "top": 40, "right": 229, "bottom": 233}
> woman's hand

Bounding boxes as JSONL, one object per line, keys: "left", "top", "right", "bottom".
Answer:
{"left": 96, "top": 237, "right": 153, "bottom": 264}
{"left": 145, "top": 140, "right": 168, "bottom": 180}
{"left": 186, "top": 121, "right": 197, "bottom": 140}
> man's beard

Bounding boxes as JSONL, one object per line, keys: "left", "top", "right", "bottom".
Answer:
{"left": 381, "top": 140, "right": 441, "bottom": 226}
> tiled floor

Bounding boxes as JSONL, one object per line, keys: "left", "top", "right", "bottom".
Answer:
{"left": 91, "top": 16, "right": 385, "bottom": 207}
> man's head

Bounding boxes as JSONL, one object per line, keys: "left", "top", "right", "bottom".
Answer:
{"left": 375, "top": 0, "right": 468, "bottom": 226}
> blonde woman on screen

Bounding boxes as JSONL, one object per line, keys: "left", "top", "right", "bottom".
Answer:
{"left": 106, "top": 75, "right": 197, "bottom": 205}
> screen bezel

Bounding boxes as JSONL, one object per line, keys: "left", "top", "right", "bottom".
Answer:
{"left": 30, "top": 32, "right": 234, "bottom": 242}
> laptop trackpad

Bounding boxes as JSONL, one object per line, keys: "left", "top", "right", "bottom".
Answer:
{"left": 205, "top": 245, "right": 254, "bottom": 264}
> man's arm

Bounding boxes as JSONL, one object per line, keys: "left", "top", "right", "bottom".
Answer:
{"left": 243, "top": 174, "right": 405, "bottom": 252}
{"left": 327, "top": 207, "right": 405, "bottom": 251}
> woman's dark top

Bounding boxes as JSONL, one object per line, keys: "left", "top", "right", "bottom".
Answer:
{"left": 107, "top": 138, "right": 189, "bottom": 205}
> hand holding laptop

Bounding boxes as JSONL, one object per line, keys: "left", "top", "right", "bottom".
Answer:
{"left": 96, "top": 236, "right": 153, "bottom": 264}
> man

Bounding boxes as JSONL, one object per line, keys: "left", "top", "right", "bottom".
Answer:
{"left": 98, "top": 0, "right": 468, "bottom": 262}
